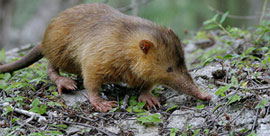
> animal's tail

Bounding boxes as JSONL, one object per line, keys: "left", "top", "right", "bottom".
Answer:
{"left": 0, "top": 44, "right": 43, "bottom": 73}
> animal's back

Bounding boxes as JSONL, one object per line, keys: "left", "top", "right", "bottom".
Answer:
{"left": 41, "top": 3, "right": 122, "bottom": 74}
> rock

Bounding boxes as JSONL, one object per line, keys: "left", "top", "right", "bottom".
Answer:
{"left": 188, "top": 117, "right": 206, "bottom": 127}
{"left": 0, "top": 128, "right": 8, "bottom": 136}
{"left": 166, "top": 95, "right": 190, "bottom": 108}
{"left": 167, "top": 110, "right": 194, "bottom": 129}
{"left": 65, "top": 124, "right": 86, "bottom": 135}
{"left": 257, "top": 124, "right": 270, "bottom": 136}
{"left": 119, "top": 117, "right": 159, "bottom": 136}
{"left": 234, "top": 109, "right": 254, "bottom": 127}
{"left": 258, "top": 115, "right": 270, "bottom": 124}
{"left": 106, "top": 125, "right": 120, "bottom": 134}
{"left": 185, "top": 43, "right": 197, "bottom": 53}
{"left": 62, "top": 89, "right": 88, "bottom": 107}
{"left": 192, "top": 63, "right": 223, "bottom": 79}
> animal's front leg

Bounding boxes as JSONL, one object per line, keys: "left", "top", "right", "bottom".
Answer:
{"left": 83, "top": 72, "right": 117, "bottom": 112}
{"left": 47, "top": 63, "right": 77, "bottom": 95}
{"left": 138, "top": 83, "right": 160, "bottom": 110}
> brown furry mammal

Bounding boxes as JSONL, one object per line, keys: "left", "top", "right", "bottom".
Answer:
{"left": 0, "top": 3, "right": 211, "bottom": 112}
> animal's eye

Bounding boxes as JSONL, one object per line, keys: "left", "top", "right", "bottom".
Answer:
{"left": 167, "top": 67, "right": 173, "bottom": 73}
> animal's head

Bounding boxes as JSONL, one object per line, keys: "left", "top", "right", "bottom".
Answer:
{"left": 131, "top": 27, "right": 211, "bottom": 101}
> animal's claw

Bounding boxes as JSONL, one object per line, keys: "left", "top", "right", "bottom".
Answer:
{"left": 55, "top": 77, "right": 77, "bottom": 95}
{"left": 139, "top": 92, "right": 160, "bottom": 110}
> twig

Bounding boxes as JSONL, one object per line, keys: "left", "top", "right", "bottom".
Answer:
{"left": 260, "top": 0, "right": 269, "bottom": 24}
{"left": 215, "top": 81, "right": 270, "bottom": 90}
{"left": 120, "top": 94, "right": 130, "bottom": 109}
{"left": 75, "top": 114, "right": 98, "bottom": 122}
{"left": 1, "top": 103, "right": 47, "bottom": 123}
{"left": 231, "top": 108, "right": 245, "bottom": 124}
{"left": 207, "top": 5, "right": 260, "bottom": 20}
{"left": 62, "top": 121, "right": 117, "bottom": 136}
{"left": 251, "top": 108, "right": 259, "bottom": 132}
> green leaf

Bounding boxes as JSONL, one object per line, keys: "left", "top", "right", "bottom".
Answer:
{"left": 0, "top": 48, "right": 6, "bottom": 62}
{"left": 212, "top": 14, "right": 219, "bottom": 21}
{"left": 136, "top": 112, "right": 147, "bottom": 116}
{"left": 192, "top": 129, "right": 200, "bottom": 136}
{"left": 204, "top": 23, "right": 218, "bottom": 30}
{"left": 6, "top": 106, "right": 13, "bottom": 112}
{"left": 196, "top": 104, "right": 205, "bottom": 109}
{"left": 229, "top": 131, "right": 234, "bottom": 136}
{"left": 54, "top": 102, "right": 62, "bottom": 107}
{"left": 255, "top": 99, "right": 269, "bottom": 109}
{"left": 39, "top": 104, "right": 47, "bottom": 114}
{"left": 203, "top": 19, "right": 214, "bottom": 25}
{"left": 231, "top": 76, "right": 238, "bottom": 86}
{"left": 52, "top": 91, "right": 59, "bottom": 97}
{"left": 248, "top": 131, "right": 257, "bottom": 136}
{"left": 4, "top": 97, "right": 13, "bottom": 102}
{"left": 0, "top": 73, "right": 11, "bottom": 81}
{"left": 220, "top": 11, "right": 229, "bottom": 24}
{"left": 227, "top": 94, "right": 241, "bottom": 105}
{"left": 126, "top": 106, "right": 133, "bottom": 113}
{"left": 166, "top": 105, "right": 179, "bottom": 112}
{"left": 129, "top": 96, "right": 137, "bottom": 106}
{"left": 29, "top": 107, "right": 40, "bottom": 113}
{"left": 48, "top": 101, "right": 55, "bottom": 107}
{"left": 213, "top": 104, "right": 223, "bottom": 113}
{"left": 204, "top": 129, "right": 209, "bottom": 134}
{"left": 137, "top": 113, "right": 162, "bottom": 124}
{"left": 170, "top": 128, "right": 179, "bottom": 136}
{"left": 202, "top": 58, "right": 215, "bottom": 67}
{"left": 216, "top": 56, "right": 224, "bottom": 60}
{"left": 31, "top": 98, "right": 40, "bottom": 108}
{"left": 11, "top": 118, "right": 20, "bottom": 124}
{"left": 223, "top": 54, "right": 234, "bottom": 59}
{"left": 215, "top": 84, "right": 232, "bottom": 97}
{"left": 137, "top": 102, "right": 146, "bottom": 109}
{"left": 239, "top": 128, "right": 248, "bottom": 133}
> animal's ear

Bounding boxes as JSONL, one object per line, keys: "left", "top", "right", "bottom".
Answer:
{"left": 139, "top": 40, "right": 154, "bottom": 54}
{"left": 168, "top": 28, "right": 177, "bottom": 37}
{"left": 168, "top": 28, "right": 181, "bottom": 41}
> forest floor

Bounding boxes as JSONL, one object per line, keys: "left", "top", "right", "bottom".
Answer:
{"left": 0, "top": 18, "right": 270, "bottom": 136}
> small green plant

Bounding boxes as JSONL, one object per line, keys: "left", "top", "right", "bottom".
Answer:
{"left": 126, "top": 96, "right": 146, "bottom": 114}
{"left": 215, "top": 84, "right": 232, "bottom": 97}
{"left": 166, "top": 105, "right": 179, "bottom": 112}
{"left": 255, "top": 98, "right": 269, "bottom": 109}
{"left": 192, "top": 129, "right": 200, "bottom": 136}
{"left": 196, "top": 104, "right": 205, "bottom": 110}
{"left": 137, "top": 113, "right": 162, "bottom": 125}
{"left": 227, "top": 94, "right": 241, "bottom": 105}
{"left": 203, "top": 11, "right": 231, "bottom": 36}
{"left": 29, "top": 131, "right": 63, "bottom": 136}
{"left": 170, "top": 128, "right": 179, "bottom": 136}
{"left": 0, "top": 48, "right": 6, "bottom": 62}
{"left": 247, "top": 131, "right": 257, "bottom": 136}
{"left": 30, "top": 98, "right": 47, "bottom": 115}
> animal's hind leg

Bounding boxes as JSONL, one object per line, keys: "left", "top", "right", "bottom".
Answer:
{"left": 47, "top": 63, "right": 77, "bottom": 95}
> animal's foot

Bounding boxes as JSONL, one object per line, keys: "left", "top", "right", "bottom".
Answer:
{"left": 195, "top": 91, "right": 211, "bottom": 101}
{"left": 55, "top": 77, "right": 77, "bottom": 95}
{"left": 90, "top": 99, "right": 118, "bottom": 112}
{"left": 139, "top": 92, "right": 160, "bottom": 110}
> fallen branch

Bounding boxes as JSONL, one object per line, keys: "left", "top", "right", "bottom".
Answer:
{"left": 120, "top": 94, "right": 130, "bottom": 110}
{"left": 1, "top": 102, "right": 47, "bottom": 123}
{"left": 251, "top": 108, "right": 259, "bottom": 132}
{"left": 215, "top": 81, "right": 270, "bottom": 90}
{"left": 63, "top": 121, "right": 117, "bottom": 136}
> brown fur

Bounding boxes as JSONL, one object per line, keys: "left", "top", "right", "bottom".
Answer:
{"left": 0, "top": 3, "right": 211, "bottom": 112}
